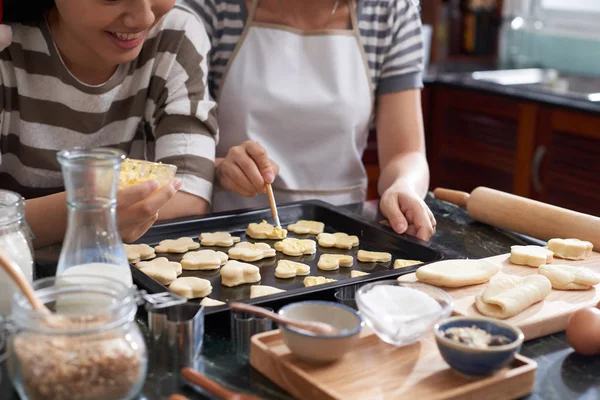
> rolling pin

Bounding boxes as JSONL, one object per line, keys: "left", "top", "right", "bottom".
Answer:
{"left": 433, "top": 187, "right": 600, "bottom": 249}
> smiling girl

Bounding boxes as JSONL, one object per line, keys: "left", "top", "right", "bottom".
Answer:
{"left": 0, "top": 0, "right": 217, "bottom": 247}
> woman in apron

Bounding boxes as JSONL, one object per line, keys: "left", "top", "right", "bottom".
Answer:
{"left": 185, "top": 0, "right": 435, "bottom": 241}
{"left": 0, "top": 0, "right": 217, "bottom": 247}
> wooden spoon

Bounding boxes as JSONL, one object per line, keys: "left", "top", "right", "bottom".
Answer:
{"left": 181, "top": 367, "right": 263, "bottom": 400}
{"left": 0, "top": 248, "right": 49, "bottom": 313}
{"left": 229, "top": 302, "right": 339, "bottom": 335}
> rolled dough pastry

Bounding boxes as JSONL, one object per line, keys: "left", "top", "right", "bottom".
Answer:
{"left": 475, "top": 274, "right": 552, "bottom": 319}
{"left": 415, "top": 259, "right": 499, "bottom": 288}
{"left": 274, "top": 238, "right": 317, "bottom": 256}
{"left": 200, "top": 297, "right": 225, "bottom": 307}
{"left": 357, "top": 250, "right": 392, "bottom": 263}
{"left": 287, "top": 220, "right": 325, "bottom": 235}
{"left": 538, "top": 264, "right": 600, "bottom": 290}
{"left": 548, "top": 238, "right": 593, "bottom": 260}
{"left": 304, "top": 276, "right": 337, "bottom": 287}
{"left": 394, "top": 259, "right": 423, "bottom": 269}
{"left": 199, "top": 232, "right": 241, "bottom": 247}
{"left": 181, "top": 250, "right": 228, "bottom": 270}
{"left": 246, "top": 220, "right": 287, "bottom": 239}
{"left": 250, "top": 285, "right": 286, "bottom": 298}
{"left": 317, "top": 232, "right": 359, "bottom": 249}
{"left": 317, "top": 254, "right": 354, "bottom": 271}
{"left": 220, "top": 260, "right": 261, "bottom": 287}
{"left": 510, "top": 245, "right": 553, "bottom": 267}
{"left": 154, "top": 237, "right": 200, "bottom": 253}
{"left": 275, "top": 260, "right": 310, "bottom": 279}
{"left": 350, "top": 270, "right": 370, "bottom": 278}
{"left": 123, "top": 243, "right": 156, "bottom": 263}
{"left": 135, "top": 257, "right": 182, "bottom": 285}
{"left": 228, "top": 242, "right": 276, "bottom": 262}
{"left": 169, "top": 277, "right": 213, "bottom": 299}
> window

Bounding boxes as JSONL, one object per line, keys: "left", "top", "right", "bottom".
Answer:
{"left": 533, "top": 0, "right": 600, "bottom": 37}
{"left": 540, "top": 0, "right": 600, "bottom": 13}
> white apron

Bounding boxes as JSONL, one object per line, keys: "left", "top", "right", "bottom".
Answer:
{"left": 212, "top": 0, "right": 373, "bottom": 213}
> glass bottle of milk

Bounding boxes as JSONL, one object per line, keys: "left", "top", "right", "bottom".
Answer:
{"left": 56, "top": 148, "right": 132, "bottom": 287}
{"left": 0, "top": 191, "right": 34, "bottom": 316}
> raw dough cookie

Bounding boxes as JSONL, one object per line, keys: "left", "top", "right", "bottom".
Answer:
{"left": 220, "top": 260, "right": 261, "bottom": 287}
{"left": 228, "top": 242, "right": 276, "bottom": 262}
{"left": 274, "top": 238, "right": 317, "bottom": 256}
{"left": 317, "top": 254, "right": 354, "bottom": 271}
{"left": 246, "top": 220, "right": 287, "bottom": 240}
{"left": 199, "top": 232, "right": 241, "bottom": 247}
{"left": 123, "top": 244, "right": 156, "bottom": 263}
{"left": 135, "top": 257, "right": 182, "bottom": 285}
{"left": 154, "top": 237, "right": 200, "bottom": 253}
{"left": 275, "top": 260, "right": 310, "bottom": 279}
{"left": 475, "top": 274, "right": 552, "bottom": 319}
{"left": 538, "top": 264, "right": 600, "bottom": 290}
{"left": 304, "top": 276, "right": 337, "bottom": 287}
{"left": 350, "top": 270, "right": 370, "bottom": 278}
{"left": 200, "top": 297, "right": 225, "bottom": 307}
{"left": 317, "top": 232, "right": 359, "bottom": 249}
{"left": 169, "top": 277, "right": 212, "bottom": 299}
{"left": 287, "top": 220, "right": 325, "bottom": 235}
{"left": 250, "top": 285, "right": 286, "bottom": 298}
{"left": 548, "top": 238, "right": 593, "bottom": 260}
{"left": 510, "top": 245, "right": 553, "bottom": 267}
{"left": 394, "top": 259, "right": 423, "bottom": 269}
{"left": 415, "top": 259, "right": 499, "bottom": 288}
{"left": 357, "top": 250, "right": 392, "bottom": 263}
{"left": 181, "top": 250, "right": 228, "bottom": 270}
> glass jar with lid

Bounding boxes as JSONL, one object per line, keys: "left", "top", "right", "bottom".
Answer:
{"left": 5, "top": 275, "right": 148, "bottom": 400}
{"left": 0, "top": 190, "right": 34, "bottom": 316}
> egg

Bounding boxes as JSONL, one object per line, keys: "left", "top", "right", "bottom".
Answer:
{"left": 566, "top": 307, "right": 600, "bottom": 356}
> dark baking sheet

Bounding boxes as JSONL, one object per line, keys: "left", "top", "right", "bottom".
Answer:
{"left": 131, "top": 200, "right": 442, "bottom": 315}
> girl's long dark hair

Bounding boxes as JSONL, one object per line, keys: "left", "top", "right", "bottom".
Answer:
{"left": 3, "top": 0, "right": 56, "bottom": 24}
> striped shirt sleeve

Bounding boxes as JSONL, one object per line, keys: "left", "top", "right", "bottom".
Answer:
{"left": 377, "top": 0, "right": 424, "bottom": 95}
{"left": 151, "top": 8, "right": 218, "bottom": 203}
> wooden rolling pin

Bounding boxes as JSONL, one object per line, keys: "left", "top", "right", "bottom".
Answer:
{"left": 433, "top": 187, "right": 600, "bottom": 249}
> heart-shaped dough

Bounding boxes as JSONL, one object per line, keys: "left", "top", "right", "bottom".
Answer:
{"left": 169, "top": 277, "right": 212, "bottom": 299}
{"left": 220, "top": 260, "right": 261, "bottom": 287}
{"left": 246, "top": 220, "right": 287, "bottom": 239}
{"left": 510, "top": 245, "right": 553, "bottom": 267}
{"left": 274, "top": 238, "right": 317, "bottom": 256}
{"left": 154, "top": 237, "right": 200, "bottom": 253}
{"left": 124, "top": 243, "right": 156, "bottom": 263}
{"left": 275, "top": 260, "right": 311, "bottom": 279}
{"left": 287, "top": 220, "right": 325, "bottom": 235}
{"left": 357, "top": 250, "right": 391, "bottom": 263}
{"left": 228, "top": 242, "right": 276, "bottom": 262}
{"left": 317, "top": 232, "right": 359, "bottom": 249}
{"left": 181, "top": 250, "right": 228, "bottom": 270}
{"left": 199, "top": 232, "right": 241, "bottom": 247}
{"left": 317, "top": 254, "right": 354, "bottom": 271}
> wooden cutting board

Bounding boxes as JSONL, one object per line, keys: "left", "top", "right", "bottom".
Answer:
{"left": 250, "top": 328, "right": 536, "bottom": 400}
{"left": 399, "top": 251, "right": 600, "bottom": 340}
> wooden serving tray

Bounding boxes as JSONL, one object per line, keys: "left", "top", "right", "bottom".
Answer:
{"left": 400, "top": 251, "right": 600, "bottom": 340}
{"left": 250, "top": 329, "right": 536, "bottom": 400}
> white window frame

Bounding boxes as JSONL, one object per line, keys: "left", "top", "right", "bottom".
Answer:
{"left": 532, "top": 0, "right": 600, "bottom": 38}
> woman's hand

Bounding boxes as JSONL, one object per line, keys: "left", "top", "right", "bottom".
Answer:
{"left": 117, "top": 179, "right": 181, "bottom": 242}
{"left": 379, "top": 183, "right": 436, "bottom": 241}
{"left": 217, "top": 140, "right": 279, "bottom": 197}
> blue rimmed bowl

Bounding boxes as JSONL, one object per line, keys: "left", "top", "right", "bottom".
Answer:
{"left": 278, "top": 301, "right": 363, "bottom": 364}
{"left": 434, "top": 316, "right": 524, "bottom": 377}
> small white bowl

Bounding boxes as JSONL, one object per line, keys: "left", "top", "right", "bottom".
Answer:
{"left": 278, "top": 301, "right": 363, "bottom": 364}
{"left": 356, "top": 280, "right": 453, "bottom": 347}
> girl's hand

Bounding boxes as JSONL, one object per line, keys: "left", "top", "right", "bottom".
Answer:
{"left": 217, "top": 140, "right": 279, "bottom": 197}
{"left": 379, "top": 183, "right": 436, "bottom": 241}
{"left": 117, "top": 179, "right": 181, "bottom": 242}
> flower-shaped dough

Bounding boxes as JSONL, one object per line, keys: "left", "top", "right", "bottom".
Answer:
{"left": 199, "top": 232, "right": 241, "bottom": 247}
{"left": 228, "top": 242, "right": 276, "bottom": 262}
{"left": 287, "top": 220, "right": 325, "bottom": 235}
{"left": 154, "top": 237, "right": 200, "bottom": 253}
{"left": 275, "top": 260, "right": 311, "bottom": 279}
{"left": 274, "top": 238, "right": 317, "bottom": 256}
{"left": 317, "top": 232, "right": 359, "bottom": 249}
{"left": 169, "top": 277, "right": 212, "bottom": 299}
{"left": 510, "top": 245, "right": 553, "bottom": 267}
{"left": 124, "top": 244, "right": 156, "bottom": 263}
{"left": 357, "top": 250, "right": 391, "bottom": 263}
{"left": 317, "top": 254, "right": 354, "bottom": 271}
{"left": 246, "top": 220, "right": 287, "bottom": 239}
{"left": 548, "top": 238, "right": 593, "bottom": 260}
{"left": 135, "top": 257, "right": 182, "bottom": 285}
{"left": 181, "top": 250, "right": 228, "bottom": 270}
{"left": 220, "top": 260, "right": 261, "bottom": 287}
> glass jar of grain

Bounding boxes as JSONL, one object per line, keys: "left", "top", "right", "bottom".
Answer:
{"left": 6, "top": 275, "right": 147, "bottom": 400}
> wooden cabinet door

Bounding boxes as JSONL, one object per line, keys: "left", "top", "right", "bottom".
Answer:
{"left": 430, "top": 87, "right": 520, "bottom": 193}
{"left": 532, "top": 109, "right": 600, "bottom": 216}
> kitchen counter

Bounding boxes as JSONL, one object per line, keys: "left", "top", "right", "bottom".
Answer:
{"left": 425, "top": 62, "right": 600, "bottom": 114}
{"left": 2, "top": 194, "right": 599, "bottom": 399}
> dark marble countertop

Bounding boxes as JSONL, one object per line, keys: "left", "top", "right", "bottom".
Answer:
{"left": 424, "top": 62, "right": 600, "bottom": 114}
{"left": 2, "top": 195, "right": 599, "bottom": 399}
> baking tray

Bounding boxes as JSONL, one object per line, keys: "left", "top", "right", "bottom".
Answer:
{"left": 131, "top": 200, "right": 442, "bottom": 315}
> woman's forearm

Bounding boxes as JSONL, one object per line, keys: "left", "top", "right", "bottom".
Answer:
{"left": 25, "top": 192, "right": 67, "bottom": 249}
{"left": 157, "top": 191, "right": 209, "bottom": 220}
{"left": 377, "top": 152, "right": 430, "bottom": 198}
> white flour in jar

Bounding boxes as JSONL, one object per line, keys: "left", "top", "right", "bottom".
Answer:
{"left": 360, "top": 285, "right": 443, "bottom": 340}
{"left": 0, "top": 230, "right": 33, "bottom": 316}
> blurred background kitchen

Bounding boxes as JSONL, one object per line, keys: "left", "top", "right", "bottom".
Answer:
{"left": 363, "top": 0, "right": 600, "bottom": 217}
